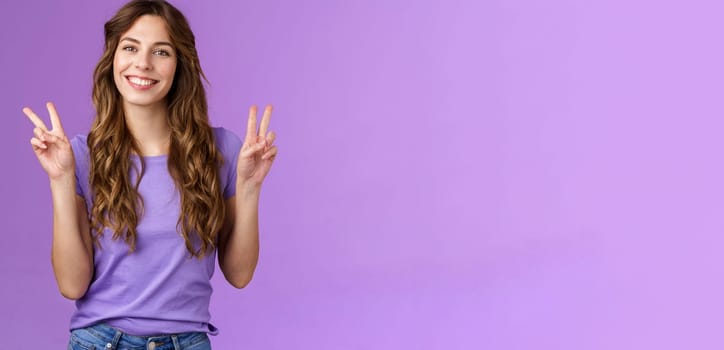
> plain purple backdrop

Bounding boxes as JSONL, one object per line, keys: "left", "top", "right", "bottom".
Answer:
{"left": 1, "top": 0, "right": 723, "bottom": 349}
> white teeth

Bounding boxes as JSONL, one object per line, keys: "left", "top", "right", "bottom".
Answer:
{"left": 128, "top": 77, "right": 156, "bottom": 86}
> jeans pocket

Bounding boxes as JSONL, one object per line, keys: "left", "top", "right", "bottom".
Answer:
{"left": 69, "top": 327, "right": 109, "bottom": 350}
{"left": 183, "top": 333, "right": 212, "bottom": 350}
{"left": 68, "top": 333, "right": 96, "bottom": 350}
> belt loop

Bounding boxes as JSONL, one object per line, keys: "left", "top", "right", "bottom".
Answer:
{"left": 111, "top": 328, "right": 123, "bottom": 349}
{"left": 172, "top": 335, "right": 180, "bottom": 350}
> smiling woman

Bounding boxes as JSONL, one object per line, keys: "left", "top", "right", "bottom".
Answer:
{"left": 21, "top": 1, "right": 278, "bottom": 349}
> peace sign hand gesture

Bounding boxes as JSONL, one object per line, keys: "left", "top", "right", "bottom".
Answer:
{"left": 23, "top": 102, "right": 75, "bottom": 180}
{"left": 236, "top": 105, "right": 278, "bottom": 189}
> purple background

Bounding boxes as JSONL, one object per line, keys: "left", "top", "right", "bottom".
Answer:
{"left": 1, "top": 0, "right": 722, "bottom": 349}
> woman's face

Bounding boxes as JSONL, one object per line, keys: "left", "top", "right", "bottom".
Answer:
{"left": 113, "top": 15, "right": 177, "bottom": 109}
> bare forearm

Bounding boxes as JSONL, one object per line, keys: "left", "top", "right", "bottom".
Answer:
{"left": 49, "top": 175, "right": 93, "bottom": 299}
{"left": 221, "top": 183, "right": 261, "bottom": 288}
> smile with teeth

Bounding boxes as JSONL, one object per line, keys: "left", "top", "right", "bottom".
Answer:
{"left": 127, "top": 76, "right": 159, "bottom": 86}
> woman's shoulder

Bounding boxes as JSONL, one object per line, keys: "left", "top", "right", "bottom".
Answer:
{"left": 69, "top": 134, "right": 90, "bottom": 162}
{"left": 68, "top": 135, "right": 90, "bottom": 194}
{"left": 212, "top": 127, "right": 242, "bottom": 156}
{"left": 69, "top": 134, "right": 89, "bottom": 150}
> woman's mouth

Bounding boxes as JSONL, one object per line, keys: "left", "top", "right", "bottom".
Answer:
{"left": 126, "top": 76, "right": 159, "bottom": 90}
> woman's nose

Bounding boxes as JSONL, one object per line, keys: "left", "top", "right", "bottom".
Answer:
{"left": 135, "top": 53, "right": 152, "bottom": 70}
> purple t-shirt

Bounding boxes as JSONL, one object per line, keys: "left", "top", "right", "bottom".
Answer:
{"left": 68, "top": 127, "right": 241, "bottom": 336}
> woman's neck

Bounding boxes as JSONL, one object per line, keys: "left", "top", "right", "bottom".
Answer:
{"left": 123, "top": 101, "right": 172, "bottom": 157}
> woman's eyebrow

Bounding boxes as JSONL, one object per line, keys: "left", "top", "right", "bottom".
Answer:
{"left": 120, "top": 36, "right": 174, "bottom": 48}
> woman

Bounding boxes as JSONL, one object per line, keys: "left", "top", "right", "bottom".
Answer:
{"left": 22, "top": 0, "right": 277, "bottom": 348}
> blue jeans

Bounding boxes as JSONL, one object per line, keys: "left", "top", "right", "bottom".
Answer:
{"left": 68, "top": 323, "right": 212, "bottom": 350}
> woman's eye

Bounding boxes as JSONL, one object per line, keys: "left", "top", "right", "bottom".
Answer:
{"left": 154, "top": 50, "right": 170, "bottom": 57}
{"left": 123, "top": 46, "right": 137, "bottom": 52}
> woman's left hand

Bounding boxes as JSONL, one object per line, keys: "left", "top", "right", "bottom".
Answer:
{"left": 236, "top": 105, "right": 278, "bottom": 190}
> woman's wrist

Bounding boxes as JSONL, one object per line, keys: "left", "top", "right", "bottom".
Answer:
{"left": 236, "top": 179, "right": 261, "bottom": 201}
{"left": 49, "top": 173, "right": 76, "bottom": 191}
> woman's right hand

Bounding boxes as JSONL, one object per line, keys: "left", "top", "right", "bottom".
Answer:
{"left": 23, "top": 102, "right": 75, "bottom": 180}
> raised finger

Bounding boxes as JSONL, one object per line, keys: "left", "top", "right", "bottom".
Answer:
{"left": 244, "top": 105, "right": 257, "bottom": 144}
{"left": 258, "top": 105, "right": 272, "bottom": 138}
{"left": 22, "top": 107, "right": 49, "bottom": 131}
{"left": 46, "top": 102, "right": 65, "bottom": 134}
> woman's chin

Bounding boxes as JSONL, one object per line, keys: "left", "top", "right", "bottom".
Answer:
{"left": 121, "top": 96, "right": 167, "bottom": 108}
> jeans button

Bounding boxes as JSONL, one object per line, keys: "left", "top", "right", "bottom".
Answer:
{"left": 148, "top": 342, "right": 156, "bottom": 350}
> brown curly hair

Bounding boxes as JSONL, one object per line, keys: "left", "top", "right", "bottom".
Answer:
{"left": 88, "top": 0, "right": 225, "bottom": 258}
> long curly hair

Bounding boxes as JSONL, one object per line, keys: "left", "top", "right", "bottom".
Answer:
{"left": 88, "top": 0, "right": 225, "bottom": 258}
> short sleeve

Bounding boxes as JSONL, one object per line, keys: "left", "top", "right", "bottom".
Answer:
{"left": 69, "top": 134, "right": 90, "bottom": 199}
{"left": 214, "top": 127, "right": 242, "bottom": 199}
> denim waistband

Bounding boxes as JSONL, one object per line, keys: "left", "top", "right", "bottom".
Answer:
{"left": 72, "top": 323, "right": 209, "bottom": 350}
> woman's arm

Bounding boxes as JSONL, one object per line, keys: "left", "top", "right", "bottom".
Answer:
{"left": 218, "top": 186, "right": 260, "bottom": 289}
{"left": 218, "top": 105, "right": 277, "bottom": 289}
{"left": 24, "top": 103, "right": 94, "bottom": 300}
{"left": 50, "top": 178, "right": 94, "bottom": 299}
